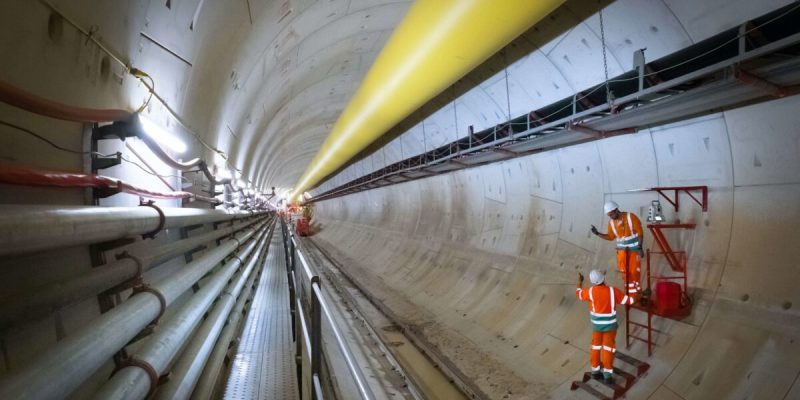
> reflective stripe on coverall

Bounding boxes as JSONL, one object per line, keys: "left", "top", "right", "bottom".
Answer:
{"left": 604, "top": 211, "right": 643, "bottom": 295}
{"left": 576, "top": 284, "right": 634, "bottom": 377}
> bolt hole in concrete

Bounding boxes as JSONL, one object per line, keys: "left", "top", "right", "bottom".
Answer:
{"left": 47, "top": 12, "right": 63, "bottom": 41}
{"left": 783, "top": 301, "right": 792, "bottom": 310}
{"left": 741, "top": 294, "right": 750, "bottom": 302}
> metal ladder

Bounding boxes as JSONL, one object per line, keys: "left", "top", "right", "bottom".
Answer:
{"left": 570, "top": 352, "right": 650, "bottom": 400}
{"left": 625, "top": 186, "right": 708, "bottom": 356}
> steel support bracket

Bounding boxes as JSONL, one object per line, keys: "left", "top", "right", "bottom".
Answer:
{"left": 92, "top": 119, "right": 137, "bottom": 142}
{"left": 734, "top": 66, "right": 795, "bottom": 98}
{"left": 182, "top": 223, "right": 205, "bottom": 232}
{"left": 492, "top": 147, "right": 518, "bottom": 156}
{"left": 95, "top": 237, "right": 137, "bottom": 252}
{"left": 93, "top": 187, "right": 121, "bottom": 199}
{"left": 566, "top": 122, "right": 603, "bottom": 137}
{"left": 91, "top": 153, "right": 122, "bottom": 171}
{"left": 650, "top": 186, "right": 708, "bottom": 212}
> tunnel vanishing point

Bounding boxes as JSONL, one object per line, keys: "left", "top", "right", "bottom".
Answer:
{"left": 0, "top": 1, "right": 799, "bottom": 399}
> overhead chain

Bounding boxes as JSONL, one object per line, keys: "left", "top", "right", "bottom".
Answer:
{"left": 598, "top": 5, "right": 613, "bottom": 106}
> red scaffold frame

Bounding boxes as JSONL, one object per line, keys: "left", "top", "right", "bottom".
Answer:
{"left": 625, "top": 186, "right": 708, "bottom": 357}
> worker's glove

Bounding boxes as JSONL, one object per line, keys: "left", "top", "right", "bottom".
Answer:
{"left": 590, "top": 225, "right": 599, "bottom": 235}
{"left": 637, "top": 248, "right": 645, "bottom": 257}
{"left": 578, "top": 272, "right": 584, "bottom": 284}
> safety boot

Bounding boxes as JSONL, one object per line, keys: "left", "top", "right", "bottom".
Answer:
{"left": 639, "top": 287, "right": 653, "bottom": 305}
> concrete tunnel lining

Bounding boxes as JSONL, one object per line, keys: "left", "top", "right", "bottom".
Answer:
{"left": 310, "top": 94, "right": 800, "bottom": 399}
{"left": 0, "top": 0, "right": 798, "bottom": 398}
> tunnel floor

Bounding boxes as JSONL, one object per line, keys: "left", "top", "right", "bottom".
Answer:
{"left": 224, "top": 233, "right": 299, "bottom": 399}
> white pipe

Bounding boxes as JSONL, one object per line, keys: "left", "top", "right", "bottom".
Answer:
{"left": 0, "top": 217, "right": 265, "bottom": 327}
{"left": 0, "top": 205, "right": 255, "bottom": 256}
{"left": 91, "top": 225, "right": 270, "bottom": 399}
{"left": 191, "top": 252, "right": 263, "bottom": 399}
{"left": 152, "top": 228, "right": 272, "bottom": 399}
{"left": 0, "top": 223, "right": 264, "bottom": 400}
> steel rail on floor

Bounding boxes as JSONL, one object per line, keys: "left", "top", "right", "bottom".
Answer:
{"left": 279, "top": 217, "right": 375, "bottom": 400}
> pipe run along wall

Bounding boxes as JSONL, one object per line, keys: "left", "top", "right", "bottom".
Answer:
{"left": 0, "top": 216, "right": 262, "bottom": 327}
{"left": 0, "top": 205, "right": 254, "bottom": 256}
{"left": 310, "top": 94, "right": 800, "bottom": 399}
{"left": 0, "top": 222, "right": 266, "bottom": 400}
{"left": 154, "top": 226, "right": 270, "bottom": 400}
{"left": 92, "top": 224, "right": 271, "bottom": 400}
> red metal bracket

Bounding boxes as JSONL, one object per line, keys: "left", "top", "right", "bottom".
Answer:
{"left": 623, "top": 186, "right": 707, "bottom": 359}
{"left": 111, "top": 354, "right": 162, "bottom": 398}
{"left": 648, "top": 223, "right": 695, "bottom": 272}
{"left": 735, "top": 67, "right": 800, "bottom": 98}
{"left": 139, "top": 198, "right": 165, "bottom": 239}
{"left": 648, "top": 186, "right": 708, "bottom": 212}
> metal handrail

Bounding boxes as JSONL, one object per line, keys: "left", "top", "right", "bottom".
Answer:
{"left": 280, "top": 217, "right": 375, "bottom": 400}
{"left": 310, "top": 28, "right": 800, "bottom": 202}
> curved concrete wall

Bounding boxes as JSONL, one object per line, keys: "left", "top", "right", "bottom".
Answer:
{"left": 312, "top": 0, "right": 795, "bottom": 195}
{"left": 2, "top": 0, "right": 799, "bottom": 397}
{"left": 312, "top": 94, "right": 800, "bottom": 399}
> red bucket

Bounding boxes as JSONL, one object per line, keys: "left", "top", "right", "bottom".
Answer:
{"left": 655, "top": 281, "right": 682, "bottom": 315}
{"left": 295, "top": 218, "right": 310, "bottom": 236}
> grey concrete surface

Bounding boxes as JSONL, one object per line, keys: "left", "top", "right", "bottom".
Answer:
{"left": 312, "top": 95, "right": 800, "bottom": 399}
{"left": 0, "top": 0, "right": 798, "bottom": 398}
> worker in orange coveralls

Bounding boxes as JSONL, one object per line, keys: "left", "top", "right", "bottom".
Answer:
{"left": 576, "top": 269, "right": 635, "bottom": 384}
{"left": 591, "top": 201, "right": 649, "bottom": 299}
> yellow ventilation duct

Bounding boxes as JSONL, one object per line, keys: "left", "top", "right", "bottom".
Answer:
{"left": 292, "top": 0, "right": 565, "bottom": 199}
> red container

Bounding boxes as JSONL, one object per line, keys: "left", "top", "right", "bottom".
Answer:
{"left": 655, "top": 281, "right": 682, "bottom": 315}
{"left": 295, "top": 218, "right": 310, "bottom": 236}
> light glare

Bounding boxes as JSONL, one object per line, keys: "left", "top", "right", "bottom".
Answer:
{"left": 139, "top": 116, "right": 187, "bottom": 154}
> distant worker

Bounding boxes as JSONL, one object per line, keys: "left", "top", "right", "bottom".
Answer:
{"left": 591, "top": 201, "right": 646, "bottom": 298}
{"left": 576, "top": 269, "right": 635, "bottom": 384}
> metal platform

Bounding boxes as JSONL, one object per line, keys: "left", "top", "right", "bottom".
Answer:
{"left": 224, "top": 233, "right": 299, "bottom": 400}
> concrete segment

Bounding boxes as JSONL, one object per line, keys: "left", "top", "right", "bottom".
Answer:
{"left": 312, "top": 95, "right": 800, "bottom": 399}
{"left": 2, "top": 0, "right": 800, "bottom": 398}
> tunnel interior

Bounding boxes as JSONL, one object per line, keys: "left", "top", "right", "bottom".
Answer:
{"left": 0, "top": 0, "right": 799, "bottom": 399}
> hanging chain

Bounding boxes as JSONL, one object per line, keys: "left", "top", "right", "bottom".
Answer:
{"left": 452, "top": 87, "right": 459, "bottom": 154}
{"left": 598, "top": 5, "right": 613, "bottom": 105}
{"left": 504, "top": 51, "right": 512, "bottom": 120}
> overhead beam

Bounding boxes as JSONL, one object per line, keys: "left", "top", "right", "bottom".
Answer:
{"left": 290, "top": 0, "right": 565, "bottom": 200}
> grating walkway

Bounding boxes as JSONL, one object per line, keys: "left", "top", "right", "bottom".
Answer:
{"left": 224, "top": 232, "right": 299, "bottom": 400}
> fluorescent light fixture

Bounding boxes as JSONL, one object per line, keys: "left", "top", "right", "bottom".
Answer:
{"left": 139, "top": 115, "right": 187, "bottom": 154}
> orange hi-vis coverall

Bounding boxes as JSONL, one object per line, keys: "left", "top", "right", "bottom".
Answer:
{"left": 599, "top": 211, "right": 643, "bottom": 296}
{"left": 576, "top": 283, "right": 635, "bottom": 378}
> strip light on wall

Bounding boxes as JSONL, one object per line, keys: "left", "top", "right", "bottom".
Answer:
{"left": 138, "top": 115, "right": 187, "bottom": 154}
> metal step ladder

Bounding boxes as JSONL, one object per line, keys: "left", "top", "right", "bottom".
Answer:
{"left": 624, "top": 186, "right": 708, "bottom": 356}
{"left": 570, "top": 352, "right": 650, "bottom": 400}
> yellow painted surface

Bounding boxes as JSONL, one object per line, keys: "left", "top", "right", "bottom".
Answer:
{"left": 292, "top": 0, "right": 565, "bottom": 199}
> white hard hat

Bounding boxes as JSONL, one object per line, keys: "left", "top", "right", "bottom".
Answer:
{"left": 603, "top": 201, "right": 619, "bottom": 214}
{"left": 589, "top": 269, "right": 605, "bottom": 285}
